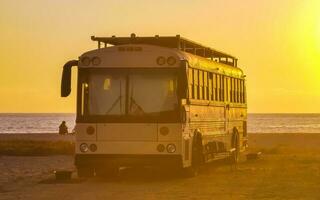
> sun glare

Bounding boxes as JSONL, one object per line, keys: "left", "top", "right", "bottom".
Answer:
{"left": 316, "top": 21, "right": 320, "bottom": 52}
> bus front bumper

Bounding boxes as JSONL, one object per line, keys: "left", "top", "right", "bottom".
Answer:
{"left": 74, "top": 154, "right": 183, "bottom": 168}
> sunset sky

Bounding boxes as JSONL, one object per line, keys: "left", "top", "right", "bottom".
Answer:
{"left": 0, "top": 0, "right": 319, "bottom": 113}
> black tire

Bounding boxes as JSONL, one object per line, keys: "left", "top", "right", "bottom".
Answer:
{"left": 182, "top": 132, "right": 203, "bottom": 178}
{"left": 77, "top": 166, "right": 94, "bottom": 178}
{"left": 182, "top": 165, "right": 199, "bottom": 177}
{"left": 230, "top": 129, "right": 240, "bottom": 164}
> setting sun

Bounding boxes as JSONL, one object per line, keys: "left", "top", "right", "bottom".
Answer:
{"left": 316, "top": 20, "right": 320, "bottom": 53}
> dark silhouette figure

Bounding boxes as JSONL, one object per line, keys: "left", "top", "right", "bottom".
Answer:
{"left": 59, "top": 121, "right": 68, "bottom": 135}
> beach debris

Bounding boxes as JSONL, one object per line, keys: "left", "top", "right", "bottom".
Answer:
{"left": 246, "top": 152, "right": 262, "bottom": 161}
{"left": 54, "top": 170, "right": 73, "bottom": 181}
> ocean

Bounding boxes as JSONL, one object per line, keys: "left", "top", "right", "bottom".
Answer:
{"left": 0, "top": 113, "right": 319, "bottom": 134}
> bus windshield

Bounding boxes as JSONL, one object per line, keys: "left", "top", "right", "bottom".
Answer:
{"left": 87, "top": 69, "right": 178, "bottom": 117}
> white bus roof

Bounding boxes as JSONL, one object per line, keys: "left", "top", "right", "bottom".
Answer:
{"left": 80, "top": 44, "right": 244, "bottom": 78}
{"left": 91, "top": 34, "right": 238, "bottom": 68}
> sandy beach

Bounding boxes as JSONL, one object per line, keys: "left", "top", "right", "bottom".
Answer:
{"left": 0, "top": 133, "right": 75, "bottom": 142}
{"left": 0, "top": 133, "right": 320, "bottom": 200}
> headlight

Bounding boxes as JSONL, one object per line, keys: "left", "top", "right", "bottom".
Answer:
{"left": 167, "top": 56, "right": 176, "bottom": 65}
{"left": 166, "top": 144, "right": 176, "bottom": 153}
{"left": 156, "top": 56, "right": 166, "bottom": 65}
{"left": 157, "top": 144, "right": 165, "bottom": 152}
{"left": 80, "top": 143, "right": 89, "bottom": 153}
{"left": 89, "top": 144, "right": 97, "bottom": 152}
{"left": 81, "top": 56, "right": 91, "bottom": 66}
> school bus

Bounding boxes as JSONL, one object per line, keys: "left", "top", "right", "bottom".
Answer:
{"left": 61, "top": 34, "right": 247, "bottom": 177}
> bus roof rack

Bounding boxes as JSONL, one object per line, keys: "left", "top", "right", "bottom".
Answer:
{"left": 91, "top": 33, "right": 238, "bottom": 67}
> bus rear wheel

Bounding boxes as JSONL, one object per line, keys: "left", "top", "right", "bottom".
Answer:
{"left": 182, "top": 163, "right": 199, "bottom": 178}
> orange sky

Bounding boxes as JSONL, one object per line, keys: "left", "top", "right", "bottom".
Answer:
{"left": 0, "top": 0, "right": 319, "bottom": 113}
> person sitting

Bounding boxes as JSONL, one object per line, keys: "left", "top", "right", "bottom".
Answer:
{"left": 59, "top": 121, "right": 68, "bottom": 135}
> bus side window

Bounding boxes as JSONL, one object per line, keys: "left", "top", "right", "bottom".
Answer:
{"left": 235, "top": 78, "right": 238, "bottom": 103}
{"left": 225, "top": 77, "right": 228, "bottom": 102}
{"left": 241, "top": 79, "right": 244, "bottom": 103}
{"left": 220, "top": 75, "right": 224, "bottom": 101}
{"left": 236, "top": 79, "right": 240, "bottom": 103}
{"left": 223, "top": 76, "right": 226, "bottom": 101}
{"left": 239, "top": 79, "right": 243, "bottom": 103}
{"left": 234, "top": 78, "right": 237, "bottom": 103}
{"left": 216, "top": 74, "right": 220, "bottom": 101}
{"left": 239, "top": 79, "right": 242, "bottom": 103}
{"left": 241, "top": 80, "right": 246, "bottom": 103}
{"left": 188, "top": 68, "right": 193, "bottom": 99}
{"left": 208, "top": 73, "right": 213, "bottom": 101}
{"left": 229, "top": 77, "right": 232, "bottom": 103}
{"left": 229, "top": 77, "right": 232, "bottom": 102}
{"left": 226, "top": 77, "right": 230, "bottom": 102}
{"left": 212, "top": 73, "right": 215, "bottom": 101}
{"left": 204, "top": 71, "right": 208, "bottom": 100}
{"left": 193, "top": 69, "right": 198, "bottom": 100}
{"left": 199, "top": 70, "right": 203, "bottom": 100}
{"left": 233, "top": 78, "right": 236, "bottom": 103}
{"left": 244, "top": 80, "right": 246, "bottom": 103}
{"left": 232, "top": 78, "right": 237, "bottom": 103}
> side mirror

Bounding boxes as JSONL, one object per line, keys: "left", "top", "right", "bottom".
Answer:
{"left": 61, "top": 60, "right": 78, "bottom": 97}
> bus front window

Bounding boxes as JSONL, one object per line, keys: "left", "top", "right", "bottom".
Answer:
{"left": 86, "top": 70, "right": 178, "bottom": 117}
{"left": 128, "top": 72, "right": 178, "bottom": 116}
{"left": 88, "top": 73, "right": 126, "bottom": 115}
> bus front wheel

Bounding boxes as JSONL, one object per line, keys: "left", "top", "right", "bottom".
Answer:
{"left": 182, "top": 132, "right": 203, "bottom": 177}
{"left": 230, "top": 128, "right": 240, "bottom": 164}
{"left": 182, "top": 161, "right": 199, "bottom": 177}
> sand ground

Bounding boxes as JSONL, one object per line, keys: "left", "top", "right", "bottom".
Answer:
{"left": 0, "top": 133, "right": 74, "bottom": 142}
{"left": 0, "top": 133, "right": 320, "bottom": 200}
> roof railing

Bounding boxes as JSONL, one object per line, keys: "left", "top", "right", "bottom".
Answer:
{"left": 91, "top": 33, "right": 238, "bottom": 67}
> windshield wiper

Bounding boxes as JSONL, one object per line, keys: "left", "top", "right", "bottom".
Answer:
{"left": 105, "top": 81, "right": 123, "bottom": 114}
{"left": 129, "top": 83, "right": 145, "bottom": 115}
{"left": 105, "top": 95, "right": 122, "bottom": 114}
{"left": 129, "top": 96, "right": 145, "bottom": 114}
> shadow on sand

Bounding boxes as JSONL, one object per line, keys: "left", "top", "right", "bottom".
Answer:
{"left": 39, "top": 158, "right": 239, "bottom": 184}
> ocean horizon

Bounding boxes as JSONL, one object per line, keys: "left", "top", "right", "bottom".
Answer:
{"left": 0, "top": 113, "right": 319, "bottom": 134}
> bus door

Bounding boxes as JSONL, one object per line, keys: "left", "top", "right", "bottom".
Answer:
{"left": 225, "top": 104, "right": 231, "bottom": 132}
{"left": 224, "top": 76, "right": 231, "bottom": 148}
{"left": 223, "top": 76, "right": 230, "bottom": 133}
